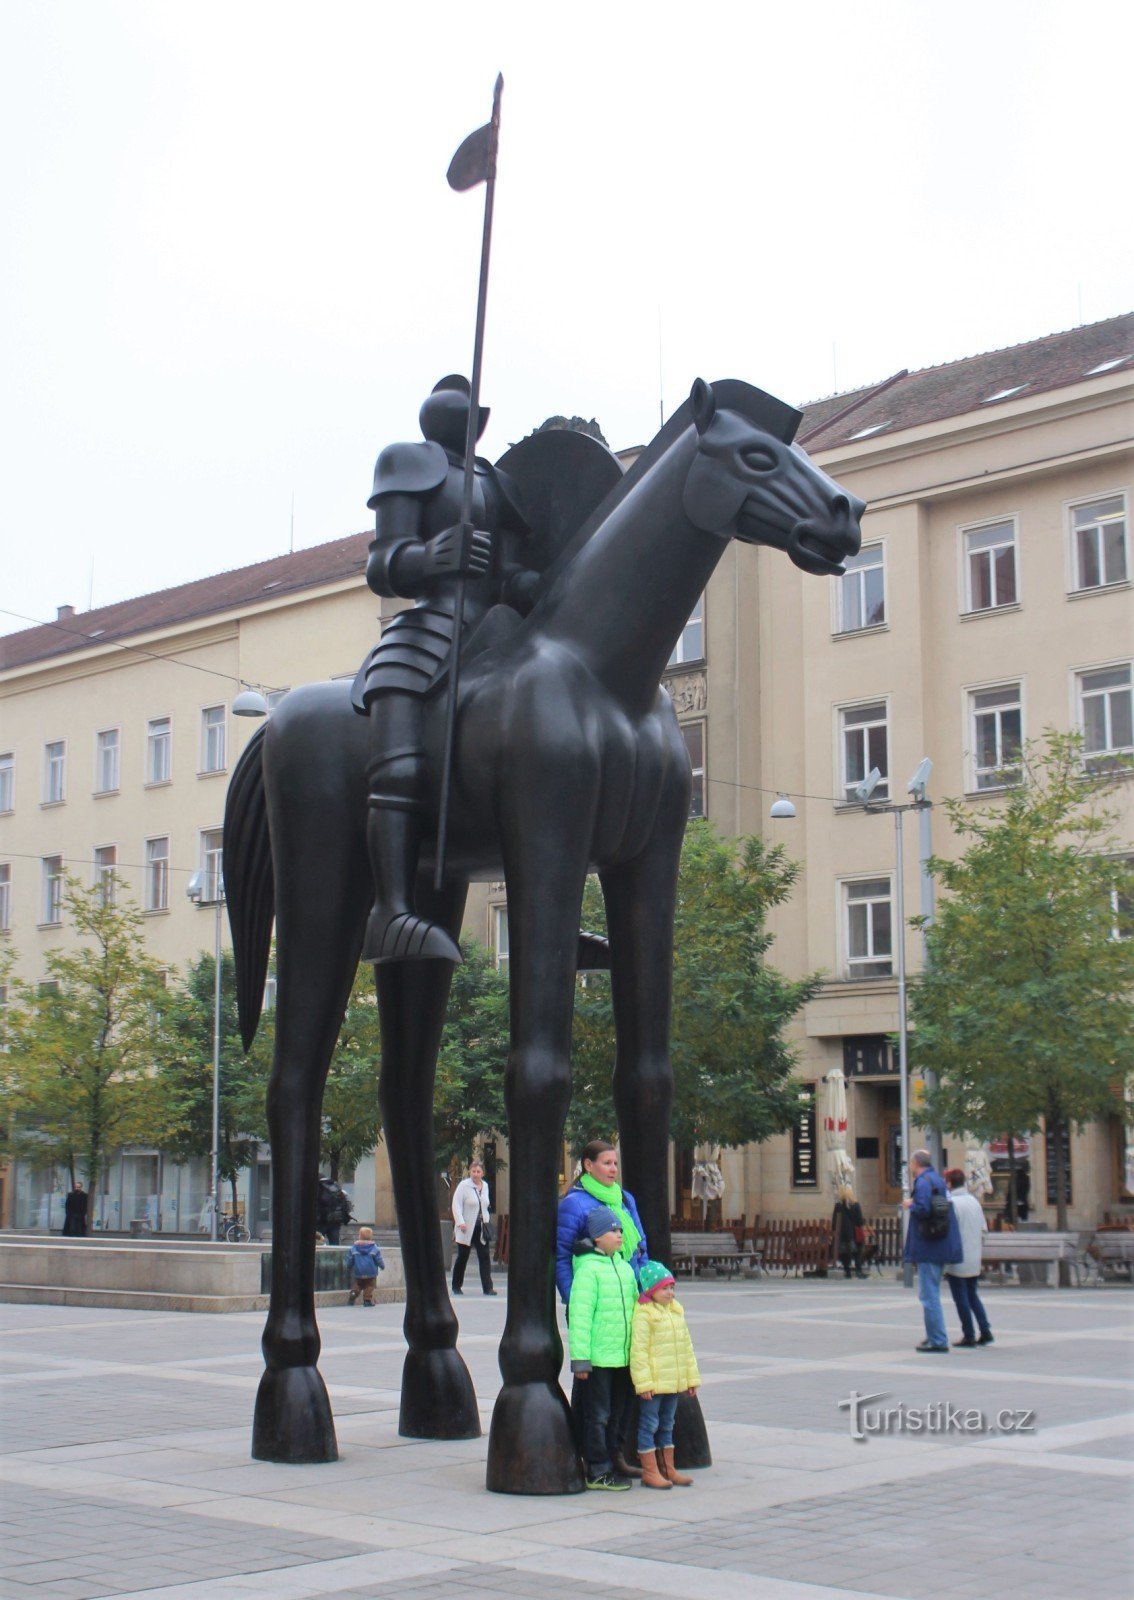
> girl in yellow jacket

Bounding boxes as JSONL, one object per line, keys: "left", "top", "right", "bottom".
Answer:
{"left": 630, "top": 1259, "right": 702, "bottom": 1489}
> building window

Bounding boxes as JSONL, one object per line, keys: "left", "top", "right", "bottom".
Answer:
{"left": 93, "top": 846, "right": 117, "bottom": 908}
{"left": 839, "top": 701, "right": 889, "bottom": 802}
{"left": 265, "top": 688, "right": 289, "bottom": 712}
{"left": 95, "top": 728, "right": 120, "bottom": 794}
{"left": 791, "top": 1084, "right": 818, "bottom": 1188}
{"left": 147, "top": 718, "right": 172, "bottom": 785}
{"left": 668, "top": 594, "right": 704, "bottom": 667}
{"left": 0, "top": 753, "right": 13, "bottom": 814}
{"left": 1077, "top": 663, "right": 1133, "bottom": 772}
{"left": 1044, "top": 1124, "right": 1072, "bottom": 1207}
{"left": 836, "top": 542, "right": 885, "bottom": 632}
{"left": 145, "top": 837, "right": 170, "bottom": 912}
{"left": 44, "top": 741, "right": 66, "bottom": 805}
{"left": 200, "top": 828, "right": 224, "bottom": 902}
{"left": 681, "top": 721, "right": 706, "bottom": 818}
{"left": 493, "top": 906, "right": 509, "bottom": 969}
{"left": 969, "top": 682, "right": 1023, "bottom": 790}
{"left": 201, "top": 706, "right": 226, "bottom": 774}
{"left": 1108, "top": 857, "right": 1133, "bottom": 941}
{"left": 963, "top": 519, "right": 1017, "bottom": 612}
{"left": 843, "top": 877, "right": 892, "bottom": 978}
{"left": 0, "top": 864, "right": 10, "bottom": 933}
{"left": 1071, "top": 494, "right": 1127, "bottom": 591}
{"left": 42, "top": 855, "right": 64, "bottom": 925}
{"left": 263, "top": 973, "right": 277, "bottom": 1011}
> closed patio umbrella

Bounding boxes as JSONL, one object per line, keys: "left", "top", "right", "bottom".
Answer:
{"left": 822, "top": 1068, "right": 854, "bottom": 1191}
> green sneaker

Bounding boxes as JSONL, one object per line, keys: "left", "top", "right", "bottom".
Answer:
{"left": 586, "top": 1472, "right": 631, "bottom": 1492}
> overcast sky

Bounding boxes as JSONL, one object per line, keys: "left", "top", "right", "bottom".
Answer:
{"left": 2, "top": 0, "right": 1131, "bottom": 637}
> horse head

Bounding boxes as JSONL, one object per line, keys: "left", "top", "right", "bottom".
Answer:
{"left": 682, "top": 378, "right": 863, "bottom": 576}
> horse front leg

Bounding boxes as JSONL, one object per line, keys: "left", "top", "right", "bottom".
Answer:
{"left": 486, "top": 831, "right": 591, "bottom": 1495}
{"left": 601, "top": 805, "right": 712, "bottom": 1470}
{"left": 376, "top": 881, "right": 479, "bottom": 1440}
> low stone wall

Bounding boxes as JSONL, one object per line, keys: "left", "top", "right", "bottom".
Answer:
{"left": 0, "top": 1234, "right": 405, "bottom": 1313}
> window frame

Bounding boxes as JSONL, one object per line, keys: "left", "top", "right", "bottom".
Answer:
{"left": 41, "top": 855, "right": 64, "bottom": 926}
{"left": 94, "top": 727, "right": 121, "bottom": 795}
{"left": 0, "top": 863, "right": 10, "bottom": 934}
{"left": 43, "top": 740, "right": 66, "bottom": 806}
{"left": 960, "top": 515, "right": 1019, "bottom": 615}
{"left": 92, "top": 845, "right": 118, "bottom": 908}
{"left": 841, "top": 874, "right": 894, "bottom": 980}
{"left": 667, "top": 593, "right": 705, "bottom": 668}
{"left": 492, "top": 904, "right": 509, "bottom": 970}
{"left": 0, "top": 753, "right": 13, "bottom": 814}
{"left": 966, "top": 679, "right": 1025, "bottom": 792}
{"left": 145, "top": 836, "right": 170, "bottom": 913}
{"left": 200, "top": 827, "right": 224, "bottom": 902}
{"left": 200, "top": 705, "right": 227, "bottom": 775}
{"left": 833, "top": 539, "right": 887, "bottom": 635}
{"left": 1075, "top": 660, "right": 1133, "bottom": 772}
{"left": 146, "top": 716, "right": 173, "bottom": 786}
{"left": 680, "top": 718, "right": 707, "bottom": 819}
{"left": 837, "top": 698, "right": 890, "bottom": 805}
{"left": 1067, "top": 490, "right": 1129, "bottom": 593}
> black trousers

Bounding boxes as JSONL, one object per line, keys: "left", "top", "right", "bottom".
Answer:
{"left": 578, "top": 1366, "right": 633, "bottom": 1476}
{"left": 452, "top": 1223, "right": 493, "bottom": 1292}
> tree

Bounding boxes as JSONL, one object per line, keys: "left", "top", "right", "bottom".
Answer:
{"left": 2, "top": 877, "right": 171, "bottom": 1214}
{"left": 154, "top": 949, "right": 272, "bottom": 1212}
{"left": 910, "top": 733, "right": 1134, "bottom": 1231}
{"left": 567, "top": 820, "right": 823, "bottom": 1155}
{"left": 434, "top": 939, "right": 510, "bottom": 1174}
{"left": 319, "top": 965, "right": 383, "bottom": 1182}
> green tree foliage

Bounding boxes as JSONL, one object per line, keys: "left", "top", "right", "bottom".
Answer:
{"left": 1, "top": 877, "right": 171, "bottom": 1208}
{"left": 434, "top": 940, "right": 510, "bottom": 1174}
{"left": 910, "top": 733, "right": 1134, "bottom": 1229}
{"left": 319, "top": 965, "right": 383, "bottom": 1182}
{"left": 155, "top": 949, "right": 272, "bottom": 1209}
{"left": 567, "top": 820, "right": 823, "bottom": 1154}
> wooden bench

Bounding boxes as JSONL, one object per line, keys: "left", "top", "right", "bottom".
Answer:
{"left": 980, "top": 1231, "right": 1081, "bottom": 1286}
{"left": 670, "top": 1231, "right": 761, "bottom": 1278}
{"left": 1089, "top": 1231, "right": 1134, "bottom": 1281}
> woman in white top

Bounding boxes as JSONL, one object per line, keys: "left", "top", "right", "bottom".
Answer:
{"left": 943, "top": 1167, "right": 994, "bottom": 1346}
{"left": 451, "top": 1160, "right": 497, "bottom": 1296}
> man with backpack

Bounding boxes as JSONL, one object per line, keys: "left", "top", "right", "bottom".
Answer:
{"left": 903, "top": 1149, "right": 963, "bottom": 1352}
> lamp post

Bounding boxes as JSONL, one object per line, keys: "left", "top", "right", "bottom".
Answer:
{"left": 186, "top": 870, "right": 223, "bottom": 1242}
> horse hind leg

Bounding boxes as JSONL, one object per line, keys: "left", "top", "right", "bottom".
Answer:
{"left": 377, "top": 881, "right": 480, "bottom": 1440}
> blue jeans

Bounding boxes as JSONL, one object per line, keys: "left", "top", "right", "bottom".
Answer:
{"left": 947, "top": 1273, "right": 991, "bottom": 1341}
{"left": 637, "top": 1392, "right": 679, "bottom": 1452}
{"left": 917, "top": 1262, "right": 948, "bottom": 1347}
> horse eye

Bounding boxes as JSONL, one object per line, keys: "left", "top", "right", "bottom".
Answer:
{"left": 741, "top": 446, "right": 776, "bottom": 472}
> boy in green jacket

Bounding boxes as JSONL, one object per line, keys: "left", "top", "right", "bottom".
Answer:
{"left": 569, "top": 1205, "right": 639, "bottom": 1491}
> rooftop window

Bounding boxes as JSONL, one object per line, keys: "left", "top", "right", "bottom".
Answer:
{"left": 980, "top": 385, "right": 1027, "bottom": 404}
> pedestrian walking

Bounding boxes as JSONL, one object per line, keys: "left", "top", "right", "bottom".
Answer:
{"left": 630, "top": 1260, "right": 702, "bottom": 1489}
{"left": 568, "top": 1206, "right": 639, "bottom": 1491}
{"left": 61, "top": 1183, "right": 89, "bottom": 1237}
{"left": 345, "top": 1227, "right": 385, "bottom": 1306}
{"left": 942, "top": 1168, "right": 994, "bottom": 1347}
{"left": 451, "top": 1159, "right": 496, "bottom": 1295}
{"left": 903, "top": 1149, "right": 963, "bottom": 1352}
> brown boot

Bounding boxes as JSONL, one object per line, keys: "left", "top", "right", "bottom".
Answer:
{"left": 613, "top": 1450, "right": 643, "bottom": 1480}
{"left": 638, "top": 1448, "right": 671, "bottom": 1489}
{"left": 661, "top": 1446, "right": 693, "bottom": 1486}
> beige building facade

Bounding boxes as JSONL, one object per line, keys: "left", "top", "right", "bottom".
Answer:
{"left": 2, "top": 315, "right": 1131, "bottom": 1233}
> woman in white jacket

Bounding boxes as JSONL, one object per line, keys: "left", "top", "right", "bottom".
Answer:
{"left": 451, "top": 1160, "right": 497, "bottom": 1296}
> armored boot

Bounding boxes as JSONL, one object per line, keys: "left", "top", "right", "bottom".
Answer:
{"left": 361, "top": 751, "right": 461, "bottom": 965}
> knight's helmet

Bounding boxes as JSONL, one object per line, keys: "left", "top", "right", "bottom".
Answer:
{"left": 419, "top": 374, "right": 490, "bottom": 454}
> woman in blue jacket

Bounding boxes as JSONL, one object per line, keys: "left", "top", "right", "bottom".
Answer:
{"left": 556, "top": 1140, "right": 649, "bottom": 1307}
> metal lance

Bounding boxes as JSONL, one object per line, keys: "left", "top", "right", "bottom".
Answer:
{"left": 435, "top": 74, "right": 503, "bottom": 890}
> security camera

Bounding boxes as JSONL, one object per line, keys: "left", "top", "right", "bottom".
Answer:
{"left": 186, "top": 870, "right": 206, "bottom": 902}
{"left": 854, "top": 767, "right": 882, "bottom": 805}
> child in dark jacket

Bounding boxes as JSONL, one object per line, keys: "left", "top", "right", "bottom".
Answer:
{"left": 345, "top": 1227, "right": 385, "bottom": 1306}
{"left": 569, "top": 1205, "right": 639, "bottom": 1491}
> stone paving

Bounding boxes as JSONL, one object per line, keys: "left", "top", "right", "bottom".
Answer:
{"left": 1, "top": 1276, "right": 1131, "bottom": 1599}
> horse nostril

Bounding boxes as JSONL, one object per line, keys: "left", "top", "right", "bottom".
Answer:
{"left": 832, "top": 495, "right": 850, "bottom": 521}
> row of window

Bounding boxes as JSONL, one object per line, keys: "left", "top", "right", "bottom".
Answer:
{"left": 0, "top": 709, "right": 227, "bottom": 815}
{"left": 0, "top": 830, "right": 223, "bottom": 932}
{"left": 836, "top": 492, "right": 1128, "bottom": 635}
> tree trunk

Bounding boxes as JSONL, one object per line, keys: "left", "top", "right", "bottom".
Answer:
{"left": 1048, "top": 1106, "right": 1071, "bottom": 1286}
{"left": 1005, "top": 1134, "right": 1018, "bottom": 1226}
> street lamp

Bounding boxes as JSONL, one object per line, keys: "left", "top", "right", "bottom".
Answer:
{"left": 186, "top": 868, "right": 224, "bottom": 1243}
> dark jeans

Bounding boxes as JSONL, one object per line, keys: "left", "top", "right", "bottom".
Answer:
{"left": 578, "top": 1366, "right": 633, "bottom": 1476}
{"left": 947, "top": 1273, "right": 991, "bottom": 1341}
{"left": 452, "top": 1224, "right": 493, "bottom": 1293}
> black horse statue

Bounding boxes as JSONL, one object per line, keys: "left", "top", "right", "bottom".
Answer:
{"left": 224, "top": 377, "right": 864, "bottom": 1493}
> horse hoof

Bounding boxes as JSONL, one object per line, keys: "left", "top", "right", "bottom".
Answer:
{"left": 251, "top": 1366, "right": 338, "bottom": 1463}
{"left": 486, "top": 1382, "right": 585, "bottom": 1495}
{"left": 673, "top": 1390, "right": 712, "bottom": 1469}
{"left": 399, "top": 1348, "right": 481, "bottom": 1440}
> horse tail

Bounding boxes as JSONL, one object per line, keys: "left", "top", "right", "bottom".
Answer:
{"left": 223, "top": 723, "right": 274, "bottom": 1051}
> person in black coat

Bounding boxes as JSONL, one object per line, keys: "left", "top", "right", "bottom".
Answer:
{"left": 316, "top": 1178, "right": 352, "bottom": 1245}
{"left": 831, "top": 1184, "right": 867, "bottom": 1278}
{"left": 61, "top": 1183, "right": 89, "bottom": 1237}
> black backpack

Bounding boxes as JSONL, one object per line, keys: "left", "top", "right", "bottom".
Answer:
{"left": 921, "top": 1190, "right": 952, "bottom": 1241}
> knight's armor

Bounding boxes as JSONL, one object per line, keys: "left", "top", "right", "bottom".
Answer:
{"left": 353, "top": 376, "right": 538, "bottom": 964}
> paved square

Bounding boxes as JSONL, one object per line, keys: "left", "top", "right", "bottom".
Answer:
{"left": 2, "top": 1278, "right": 1131, "bottom": 1599}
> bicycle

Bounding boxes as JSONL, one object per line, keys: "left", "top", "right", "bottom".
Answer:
{"left": 220, "top": 1211, "right": 251, "bottom": 1244}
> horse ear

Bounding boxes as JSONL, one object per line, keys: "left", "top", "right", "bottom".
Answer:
{"left": 690, "top": 379, "right": 716, "bottom": 436}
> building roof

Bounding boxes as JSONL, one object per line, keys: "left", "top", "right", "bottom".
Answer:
{"left": 4, "top": 314, "right": 1130, "bottom": 673}
{"left": 797, "top": 311, "right": 1132, "bottom": 450}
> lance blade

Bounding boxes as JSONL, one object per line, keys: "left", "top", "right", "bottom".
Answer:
{"left": 434, "top": 74, "right": 503, "bottom": 891}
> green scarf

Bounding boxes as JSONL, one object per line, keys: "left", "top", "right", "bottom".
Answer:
{"left": 579, "top": 1170, "right": 643, "bottom": 1264}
